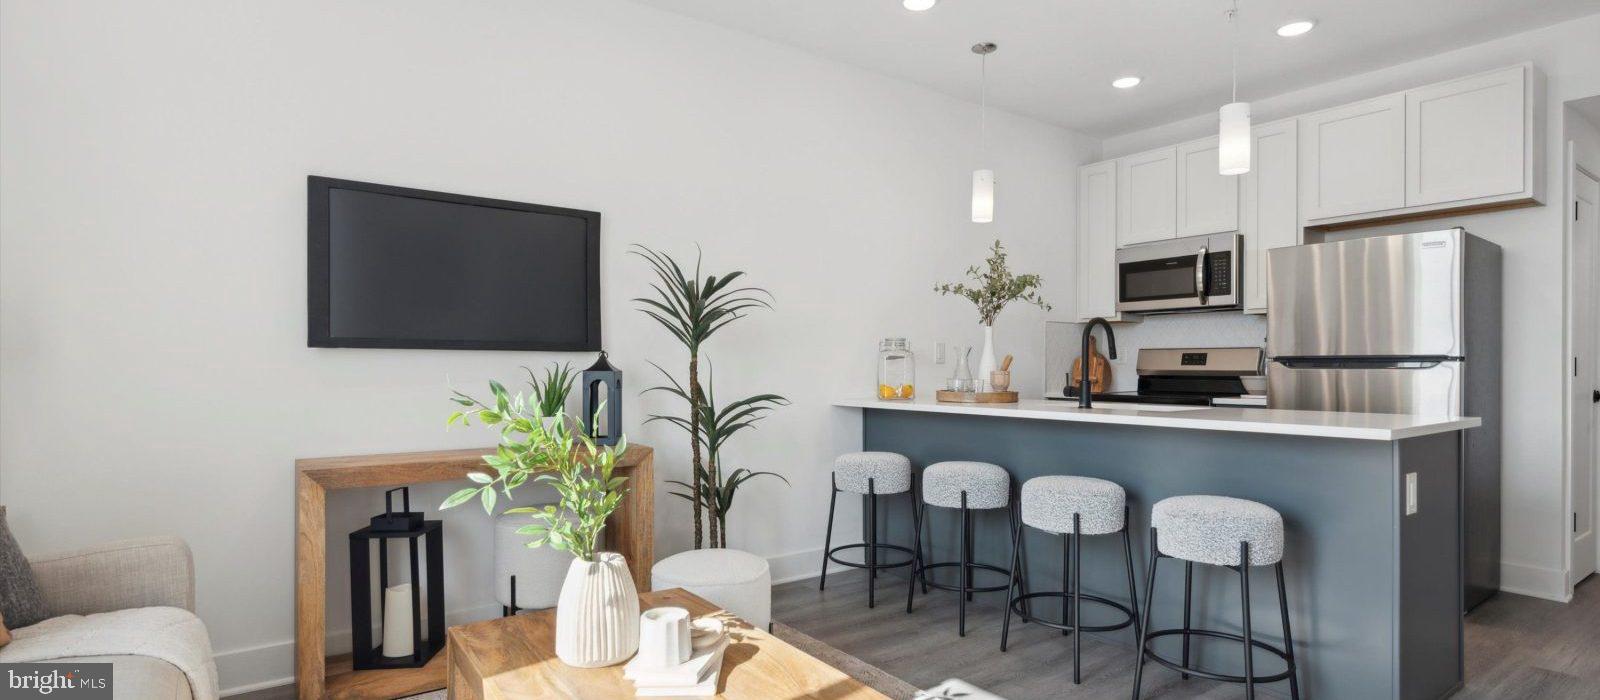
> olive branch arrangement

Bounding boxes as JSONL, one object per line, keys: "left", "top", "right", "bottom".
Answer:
{"left": 934, "top": 239, "right": 1051, "bottom": 325}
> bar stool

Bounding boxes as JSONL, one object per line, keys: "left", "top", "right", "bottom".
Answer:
{"left": 819, "top": 451, "right": 924, "bottom": 608}
{"left": 1131, "top": 495, "right": 1300, "bottom": 700}
{"left": 999, "top": 475, "right": 1140, "bottom": 685}
{"left": 905, "top": 461, "right": 1018, "bottom": 637}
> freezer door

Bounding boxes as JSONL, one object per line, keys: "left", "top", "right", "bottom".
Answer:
{"left": 1267, "top": 361, "right": 1465, "bottom": 415}
{"left": 1267, "top": 229, "right": 1464, "bottom": 358}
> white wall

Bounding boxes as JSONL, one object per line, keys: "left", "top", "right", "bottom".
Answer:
{"left": 0, "top": 0, "right": 1096, "bottom": 692}
{"left": 1101, "top": 13, "right": 1600, "bottom": 602}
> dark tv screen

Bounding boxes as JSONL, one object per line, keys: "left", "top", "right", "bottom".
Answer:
{"left": 308, "top": 176, "right": 600, "bottom": 350}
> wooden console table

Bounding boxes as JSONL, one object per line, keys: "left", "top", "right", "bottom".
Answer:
{"left": 295, "top": 444, "right": 655, "bottom": 700}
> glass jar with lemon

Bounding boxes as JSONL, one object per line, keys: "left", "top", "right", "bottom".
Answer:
{"left": 876, "top": 338, "right": 915, "bottom": 401}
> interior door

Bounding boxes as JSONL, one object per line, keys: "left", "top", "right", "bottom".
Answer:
{"left": 1573, "top": 166, "right": 1599, "bottom": 585}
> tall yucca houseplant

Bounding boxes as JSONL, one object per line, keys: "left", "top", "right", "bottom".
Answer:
{"left": 631, "top": 245, "right": 774, "bottom": 548}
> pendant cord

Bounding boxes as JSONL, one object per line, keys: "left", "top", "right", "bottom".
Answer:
{"left": 979, "top": 52, "right": 988, "bottom": 157}
{"left": 1228, "top": 1, "right": 1239, "bottom": 103}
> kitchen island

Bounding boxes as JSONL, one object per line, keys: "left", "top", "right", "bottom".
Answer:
{"left": 833, "top": 397, "right": 1480, "bottom": 700}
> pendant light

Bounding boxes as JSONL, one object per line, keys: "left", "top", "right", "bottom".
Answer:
{"left": 971, "top": 42, "right": 997, "bottom": 223}
{"left": 1218, "top": 1, "right": 1251, "bottom": 175}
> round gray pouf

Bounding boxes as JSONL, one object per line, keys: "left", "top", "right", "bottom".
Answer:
{"left": 652, "top": 548, "right": 772, "bottom": 630}
{"left": 494, "top": 510, "right": 574, "bottom": 610}
{"left": 833, "top": 451, "right": 912, "bottom": 495}
{"left": 1021, "top": 475, "right": 1126, "bottom": 535}
{"left": 1151, "top": 495, "right": 1284, "bottom": 567}
{"left": 922, "top": 461, "right": 1010, "bottom": 510}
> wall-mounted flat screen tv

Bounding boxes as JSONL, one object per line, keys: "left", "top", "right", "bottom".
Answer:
{"left": 308, "top": 176, "right": 600, "bottom": 350}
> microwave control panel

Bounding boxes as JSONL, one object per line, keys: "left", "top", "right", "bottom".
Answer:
{"left": 1206, "top": 251, "right": 1232, "bottom": 295}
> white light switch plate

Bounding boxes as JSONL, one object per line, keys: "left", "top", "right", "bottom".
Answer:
{"left": 1405, "top": 472, "right": 1418, "bottom": 515}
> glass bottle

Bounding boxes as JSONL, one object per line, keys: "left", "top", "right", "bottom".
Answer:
{"left": 877, "top": 338, "right": 915, "bottom": 401}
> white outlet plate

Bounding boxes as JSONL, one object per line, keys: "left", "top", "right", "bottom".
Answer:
{"left": 1405, "top": 472, "right": 1418, "bottom": 515}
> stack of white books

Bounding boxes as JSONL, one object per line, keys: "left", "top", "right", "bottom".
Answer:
{"left": 622, "top": 621, "right": 728, "bottom": 697}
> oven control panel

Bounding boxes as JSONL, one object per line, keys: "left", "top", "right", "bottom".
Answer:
{"left": 1181, "top": 352, "right": 1208, "bottom": 366}
{"left": 1205, "top": 251, "right": 1232, "bottom": 295}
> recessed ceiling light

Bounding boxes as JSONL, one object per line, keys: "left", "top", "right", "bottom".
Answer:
{"left": 902, "top": 0, "right": 937, "bottom": 11}
{"left": 1112, "top": 76, "right": 1142, "bottom": 89}
{"left": 1276, "top": 20, "right": 1316, "bottom": 37}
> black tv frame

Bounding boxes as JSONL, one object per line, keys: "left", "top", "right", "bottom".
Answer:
{"left": 307, "top": 176, "right": 602, "bottom": 351}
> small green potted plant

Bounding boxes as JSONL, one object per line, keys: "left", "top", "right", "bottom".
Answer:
{"left": 935, "top": 239, "right": 1051, "bottom": 390}
{"left": 441, "top": 377, "right": 636, "bottom": 668}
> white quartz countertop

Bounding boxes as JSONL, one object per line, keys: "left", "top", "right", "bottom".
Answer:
{"left": 832, "top": 397, "right": 1480, "bottom": 441}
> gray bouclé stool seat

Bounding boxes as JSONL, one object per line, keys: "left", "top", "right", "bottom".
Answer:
{"left": 1132, "top": 495, "right": 1300, "bottom": 700}
{"left": 906, "top": 461, "right": 1019, "bottom": 637}
{"left": 820, "top": 452, "right": 925, "bottom": 609}
{"left": 1000, "top": 476, "right": 1140, "bottom": 685}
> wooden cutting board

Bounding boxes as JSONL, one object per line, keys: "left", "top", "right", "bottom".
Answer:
{"left": 1070, "top": 335, "right": 1111, "bottom": 394}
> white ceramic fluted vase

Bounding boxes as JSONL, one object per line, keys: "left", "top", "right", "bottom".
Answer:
{"left": 555, "top": 552, "right": 640, "bottom": 667}
{"left": 978, "top": 324, "right": 997, "bottom": 390}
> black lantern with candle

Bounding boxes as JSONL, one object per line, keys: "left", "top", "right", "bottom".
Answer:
{"left": 581, "top": 351, "right": 623, "bottom": 446}
{"left": 348, "top": 487, "right": 444, "bottom": 670}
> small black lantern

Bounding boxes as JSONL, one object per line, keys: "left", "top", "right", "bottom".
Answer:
{"left": 348, "top": 487, "right": 444, "bottom": 670}
{"left": 581, "top": 350, "right": 623, "bottom": 446}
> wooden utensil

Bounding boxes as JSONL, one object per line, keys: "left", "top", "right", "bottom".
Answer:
{"left": 1000, "top": 355, "right": 1014, "bottom": 371}
{"left": 1069, "top": 335, "right": 1111, "bottom": 394}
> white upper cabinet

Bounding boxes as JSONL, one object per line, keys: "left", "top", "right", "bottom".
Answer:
{"left": 1077, "top": 160, "right": 1120, "bottom": 321}
{"left": 1405, "top": 65, "right": 1529, "bottom": 206}
{"left": 1117, "top": 147, "right": 1177, "bottom": 246}
{"left": 1176, "top": 137, "right": 1240, "bottom": 236}
{"left": 1300, "top": 93, "right": 1406, "bottom": 220}
{"left": 1241, "top": 120, "right": 1299, "bottom": 314}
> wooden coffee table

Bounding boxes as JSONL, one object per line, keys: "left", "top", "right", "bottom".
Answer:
{"left": 446, "top": 588, "right": 890, "bottom": 699}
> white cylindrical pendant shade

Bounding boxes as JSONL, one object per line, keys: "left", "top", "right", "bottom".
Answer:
{"left": 1218, "top": 101, "right": 1251, "bottom": 175}
{"left": 971, "top": 169, "right": 994, "bottom": 223}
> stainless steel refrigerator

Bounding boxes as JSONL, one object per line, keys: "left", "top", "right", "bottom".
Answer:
{"left": 1267, "top": 227, "right": 1502, "bottom": 611}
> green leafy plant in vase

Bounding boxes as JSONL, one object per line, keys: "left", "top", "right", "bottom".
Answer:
{"left": 439, "top": 377, "right": 636, "bottom": 667}
{"left": 934, "top": 239, "right": 1052, "bottom": 390}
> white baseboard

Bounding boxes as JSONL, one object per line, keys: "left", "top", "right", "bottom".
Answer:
{"left": 216, "top": 602, "right": 503, "bottom": 696}
{"left": 1499, "top": 560, "right": 1570, "bottom": 602}
{"left": 767, "top": 544, "right": 857, "bottom": 585}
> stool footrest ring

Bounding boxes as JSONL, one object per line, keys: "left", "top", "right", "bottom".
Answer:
{"left": 916, "top": 561, "right": 1011, "bottom": 593}
{"left": 826, "top": 543, "right": 915, "bottom": 571}
{"left": 1006, "top": 591, "right": 1135, "bottom": 633}
{"left": 1140, "top": 628, "right": 1294, "bottom": 684}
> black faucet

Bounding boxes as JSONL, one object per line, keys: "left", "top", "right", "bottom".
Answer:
{"left": 1079, "top": 317, "right": 1119, "bottom": 408}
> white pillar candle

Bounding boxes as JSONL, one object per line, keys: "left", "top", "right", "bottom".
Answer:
{"left": 381, "top": 583, "right": 415, "bottom": 657}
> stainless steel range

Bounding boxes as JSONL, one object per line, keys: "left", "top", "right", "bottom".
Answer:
{"left": 1054, "top": 346, "right": 1264, "bottom": 406}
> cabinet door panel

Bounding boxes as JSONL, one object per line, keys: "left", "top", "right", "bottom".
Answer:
{"left": 1117, "top": 148, "right": 1177, "bottom": 246}
{"left": 1177, "top": 137, "right": 1240, "bottom": 236}
{"left": 1242, "top": 121, "right": 1299, "bottom": 313}
{"left": 1078, "top": 161, "right": 1119, "bottom": 320}
{"left": 1406, "top": 66, "right": 1526, "bottom": 206}
{"left": 1301, "top": 94, "right": 1405, "bottom": 219}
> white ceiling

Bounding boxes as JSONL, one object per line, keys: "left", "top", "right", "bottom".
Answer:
{"left": 631, "top": 0, "right": 1600, "bottom": 136}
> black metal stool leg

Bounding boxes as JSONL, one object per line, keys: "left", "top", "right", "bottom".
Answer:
{"left": 820, "top": 474, "right": 838, "bottom": 591}
{"left": 1276, "top": 562, "right": 1301, "bottom": 700}
{"left": 1071, "top": 513, "right": 1083, "bottom": 684}
{"left": 1121, "top": 507, "right": 1141, "bottom": 638}
{"left": 1182, "top": 560, "right": 1193, "bottom": 680}
{"left": 1061, "top": 533, "right": 1071, "bottom": 636}
{"left": 959, "top": 491, "right": 970, "bottom": 637}
{"left": 1001, "top": 510, "right": 1025, "bottom": 652}
{"left": 1240, "top": 542, "right": 1255, "bottom": 700}
{"left": 867, "top": 478, "right": 878, "bottom": 608}
{"left": 1130, "top": 528, "right": 1159, "bottom": 700}
{"left": 1009, "top": 499, "right": 1031, "bottom": 619}
{"left": 906, "top": 498, "right": 924, "bottom": 613}
{"left": 913, "top": 476, "right": 929, "bottom": 594}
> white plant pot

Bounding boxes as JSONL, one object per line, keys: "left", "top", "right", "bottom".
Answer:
{"left": 978, "top": 324, "right": 997, "bottom": 391}
{"left": 555, "top": 552, "right": 640, "bottom": 667}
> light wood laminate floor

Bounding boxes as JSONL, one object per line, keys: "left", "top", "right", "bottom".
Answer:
{"left": 772, "top": 569, "right": 1600, "bottom": 700}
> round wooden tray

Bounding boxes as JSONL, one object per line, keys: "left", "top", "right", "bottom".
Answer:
{"left": 935, "top": 389, "right": 1020, "bottom": 404}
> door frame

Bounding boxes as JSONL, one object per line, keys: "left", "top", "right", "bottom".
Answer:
{"left": 1564, "top": 138, "right": 1600, "bottom": 594}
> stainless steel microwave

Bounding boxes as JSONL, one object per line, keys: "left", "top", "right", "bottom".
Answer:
{"left": 1114, "top": 233, "right": 1241, "bottom": 313}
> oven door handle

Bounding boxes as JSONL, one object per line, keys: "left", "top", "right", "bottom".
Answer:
{"left": 1195, "top": 246, "right": 1209, "bottom": 305}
